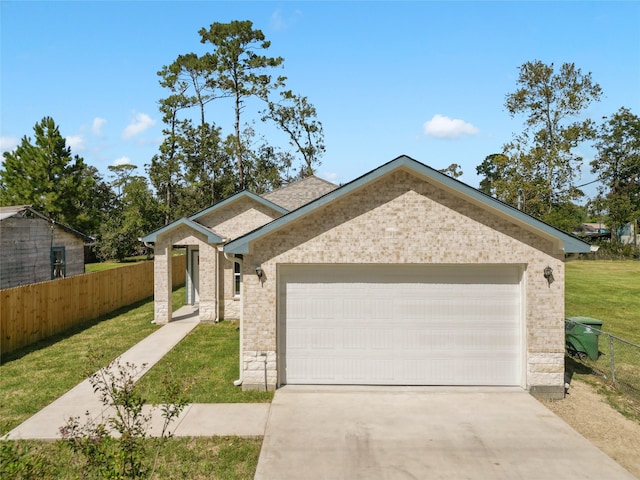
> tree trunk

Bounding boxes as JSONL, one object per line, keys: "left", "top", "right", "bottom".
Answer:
{"left": 234, "top": 90, "right": 244, "bottom": 190}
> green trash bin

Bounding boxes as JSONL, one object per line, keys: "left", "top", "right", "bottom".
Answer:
{"left": 565, "top": 316, "right": 604, "bottom": 361}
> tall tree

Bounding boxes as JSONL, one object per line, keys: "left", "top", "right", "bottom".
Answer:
{"left": 154, "top": 20, "right": 325, "bottom": 206}
{"left": 181, "top": 121, "right": 235, "bottom": 207}
{"left": 240, "top": 126, "right": 291, "bottom": 193}
{"left": 0, "top": 116, "right": 102, "bottom": 233}
{"left": 479, "top": 61, "right": 602, "bottom": 225}
{"left": 148, "top": 82, "right": 191, "bottom": 224}
{"left": 591, "top": 107, "right": 640, "bottom": 243}
{"left": 261, "top": 90, "right": 325, "bottom": 178}
{"left": 476, "top": 154, "right": 509, "bottom": 197}
{"left": 98, "top": 167, "right": 162, "bottom": 261}
{"left": 438, "top": 163, "right": 463, "bottom": 178}
{"left": 198, "top": 20, "right": 286, "bottom": 189}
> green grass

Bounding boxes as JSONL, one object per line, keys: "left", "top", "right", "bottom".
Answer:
{"left": 0, "top": 287, "right": 186, "bottom": 435}
{"left": 565, "top": 260, "right": 640, "bottom": 344}
{"left": 565, "top": 260, "right": 640, "bottom": 420}
{"left": 0, "top": 285, "right": 264, "bottom": 478}
{"left": 1, "top": 436, "right": 261, "bottom": 479}
{"left": 85, "top": 255, "right": 152, "bottom": 272}
{"left": 85, "top": 250, "right": 185, "bottom": 273}
{"left": 135, "top": 322, "right": 273, "bottom": 404}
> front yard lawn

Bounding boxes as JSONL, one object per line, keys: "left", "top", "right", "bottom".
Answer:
{"left": 564, "top": 260, "right": 640, "bottom": 420}
{"left": 134, "top": 322, "right": 273, "bottom": 404}
{"left": 0, "top": 287, "right": 185, "bottom": 436}
{"left": 2, "top": 436, "right": 261, "bottom": 479}
{"left": 565, "top": 260, "right": 640, "bottom": 344}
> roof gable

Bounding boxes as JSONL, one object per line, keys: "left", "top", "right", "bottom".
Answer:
{"left": 141, "top": 217, "right": 223, "bottom": 244}
{"left": 0, "top": 205, "right": 92, "bottom": 242}
{"left": 224, "top": 155, "right": 591, "bottom": 255}
{"left": 189, "top": 191, "right": 288, "bottom": 222}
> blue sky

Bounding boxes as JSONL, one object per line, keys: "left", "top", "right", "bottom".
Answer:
{"left": 2, "top": 1, "right": 639, "bottom": 199}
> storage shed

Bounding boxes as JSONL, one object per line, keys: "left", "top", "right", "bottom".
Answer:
{"left": 0, "top": 206, "right": 91, "bottom": 289}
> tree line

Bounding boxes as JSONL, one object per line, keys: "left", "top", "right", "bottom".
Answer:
{"left": 1, "top": 21, "right": 638, "bottom": 260}
{"left": 475, "top": 60, "right": 638, "bottom": 245}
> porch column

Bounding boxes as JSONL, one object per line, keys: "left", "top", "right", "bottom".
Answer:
{"left": 153, "top": 240, "right": 172, "bottom": 324}
{"left": 198, "top": 243, "right": 217, "bottom": 322}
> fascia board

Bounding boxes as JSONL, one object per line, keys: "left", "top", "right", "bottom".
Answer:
{"left": 141, "top": 217, "right": 223, "bottom": 244}
{"left": 407, "top": 163, "right": 591, "bottom": 254}
{"left": 224, "top": 161, "right": 406, "bottom": 254}
{"left": 189, "top": 191, "right": 288, "bottom": 222}
{"left": 225, "top": 155, "right": 591, "bottom": 255}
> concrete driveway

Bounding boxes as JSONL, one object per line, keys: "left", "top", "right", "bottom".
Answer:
{"left": 255, "top": 386, "right": 634, "bottom": 480}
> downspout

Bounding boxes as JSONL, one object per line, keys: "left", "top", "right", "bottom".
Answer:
{"left": 224, "top": 251, "right": 243, "bottom": 387}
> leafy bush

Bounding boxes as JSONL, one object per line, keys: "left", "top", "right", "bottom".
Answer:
{"left": 59, "top": 352, "right": 192, "bottom": 479}
{"left": 588, "top": 241, "right": 640, "bottom": 260}
{"left": 0, "top": 438, "right": 52, "bottom": 479}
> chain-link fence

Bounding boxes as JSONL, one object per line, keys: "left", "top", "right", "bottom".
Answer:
{"left": 565, "top": 319, "right": 640, "bottom": 412}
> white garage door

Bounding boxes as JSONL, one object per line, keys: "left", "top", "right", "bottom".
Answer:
{"left": 279, "top": 265, "right": 522, "bottom": 386}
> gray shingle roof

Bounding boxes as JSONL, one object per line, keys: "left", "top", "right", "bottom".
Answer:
{"left": 261, "top": 176, "right": 338, "bottom": 211}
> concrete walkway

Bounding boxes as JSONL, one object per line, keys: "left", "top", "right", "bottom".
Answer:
{"left": 7, "top": 306, "right": 270, "bottom": 440}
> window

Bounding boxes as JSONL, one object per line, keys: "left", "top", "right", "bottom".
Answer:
{"left": 234, "top": 261, "right": 241, "bottom": 296}
{"left": 51, "top": 246, "right": 66, "bottom": 279}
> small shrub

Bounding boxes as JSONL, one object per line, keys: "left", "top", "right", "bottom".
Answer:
{"left": 60, "top": 352, "right": 193, "bottom": 479}
{"left": 0, "top": 437, "right": 51, "bottom": 479}
{"left": 588, "top": 241, "right": 640, "bottom": 260}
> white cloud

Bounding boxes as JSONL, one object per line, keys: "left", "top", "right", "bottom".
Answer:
{"left": 319, "top": 171, "right": 339, "bottom": 183}
{"left": 423, "top": 114, "right": 479, "bottom": 140}
{"left": 270, "top": 8, "right": 302, "bottom": 30}
{"left": 0, "top": 136, "right": 19, "bottom": 153}
{"left": 66, "top": 135, "right": 85, "bottom": 151}
{"left": 122, "top": 112, "right": 156, "bottom": 139}
{"left": 92, "top": 117, "right": 107, "bottom": 136}
{"left": 113, "top": 156, "right": 132, "bottom": 166}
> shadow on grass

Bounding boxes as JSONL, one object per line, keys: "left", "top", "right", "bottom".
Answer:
{"left": 564, "top": 354, "right": 600, "bottom": 386}
{"left": 2, "top": 282, "right": 189, "bottom": 366}
{"left": 1, "top": 285, "right": 185, "bottom": 366}
{"left": 0, "top": 296, "right": 155, "bottom": 366}
{"left": 565, "top": 352, "right": 640, "bottom": 416}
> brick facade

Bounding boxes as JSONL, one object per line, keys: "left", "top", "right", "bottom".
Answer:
{"left": 151, "top": 198, "right": 284, "bottom": 323}
{"left": 239, "top": 170, "right": 566, "bottom": 394}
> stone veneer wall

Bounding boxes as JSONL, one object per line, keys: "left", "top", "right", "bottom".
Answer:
{"left": 239, "top": 169, "right": 565, "bottom": 394}
{"left": 199, "top": 197, "right": 282, "bottom": 320}
{"left": 153, "top": 198, "right": 283, "bottom": 323}
{"left": 153, "top": 225, "right": 217, "bottom": 323}
{"left": 197, "top": 198, "right": 282, "bottom": 240}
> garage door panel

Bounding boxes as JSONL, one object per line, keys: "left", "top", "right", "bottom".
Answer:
{"left": 280, "top": 265, "right": 522, "bottom": 386}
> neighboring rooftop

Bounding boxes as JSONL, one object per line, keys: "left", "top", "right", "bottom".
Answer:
{"left": 0, "top": 205, "right": 92, "bottom": 241}
{"left": 0, "top": 205, "right": 34, "bottom": 221}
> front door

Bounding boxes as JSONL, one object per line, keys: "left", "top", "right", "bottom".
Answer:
{"left": 190, "top": 249, "right": 200, "bottom": 304}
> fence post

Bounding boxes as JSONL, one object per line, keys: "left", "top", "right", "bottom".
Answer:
{"left": 609, "top": 335, "right": 616, "bottom": 384}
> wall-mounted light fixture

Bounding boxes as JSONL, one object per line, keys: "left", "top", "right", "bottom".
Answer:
{"left": 543, "top": 266, "right": 554, "bottom": 287}
{"left": 255, "top": 266, "right": 264, "bottom": 280}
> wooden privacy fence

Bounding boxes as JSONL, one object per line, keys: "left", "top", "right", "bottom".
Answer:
{"left": 1, "top": 255, "right": 186, "bottom": 357}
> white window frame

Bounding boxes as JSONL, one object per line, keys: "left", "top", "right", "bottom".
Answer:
{"left": 51, "top": 246, "right": 66, "bottom": 279}
{"left": 234, "top": 261, "right": 241, "bottom": 297}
